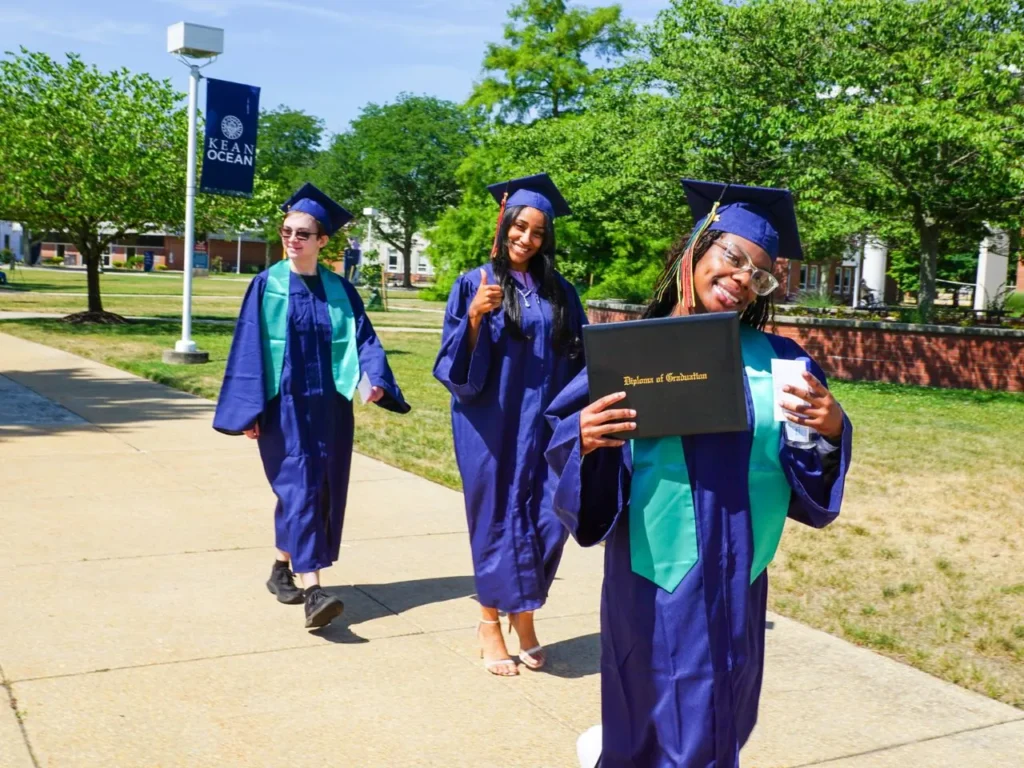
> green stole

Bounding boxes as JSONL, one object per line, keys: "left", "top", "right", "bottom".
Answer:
{"left": 628, "top": 325, "right": 791, "bottom": 593}
{"left": 260, "top": 259, "right": 360, "bottom": 401}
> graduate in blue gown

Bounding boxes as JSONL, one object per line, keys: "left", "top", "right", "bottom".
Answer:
{"left": 214, "top": 183, "right": 409, "bottom": 630}
{"left": 433, "top": 174, "right": 588, "bottom": 676}
{"left": 545, "top": 181, "right": 854, "bottom": 767}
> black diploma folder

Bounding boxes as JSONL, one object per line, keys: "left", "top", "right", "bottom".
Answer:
{"left": 582, "top": 311, "right": 747, "bottom": 439}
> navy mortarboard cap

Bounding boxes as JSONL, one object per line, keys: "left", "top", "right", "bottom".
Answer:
{"left": 487, "top": 173, "right": 572, "bottom": 220}
{"left": 681, "top": 179, "right": 803, "bottom": 261}
{"left": 281, "top": 182, "right": 354, "bottom": 237}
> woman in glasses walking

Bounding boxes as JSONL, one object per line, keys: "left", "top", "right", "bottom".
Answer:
{"left": 214, "top": 182, "right": 410, "bottom": 630}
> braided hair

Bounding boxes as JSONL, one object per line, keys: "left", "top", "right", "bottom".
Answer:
{"left": 643, "top": 229, "right": 775, "bottom": 331}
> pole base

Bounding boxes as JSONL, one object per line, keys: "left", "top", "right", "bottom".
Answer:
{"left": 162, "top": 349, "right": 210, "bottom": 365}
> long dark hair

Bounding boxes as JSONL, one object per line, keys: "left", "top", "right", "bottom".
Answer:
{"left": 643, "top": 229, "right": 775, "bottom": 331}
{"left": 491, "top": 205, "right": 580, "bottom": 357}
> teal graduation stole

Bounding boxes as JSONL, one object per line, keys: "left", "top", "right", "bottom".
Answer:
{"left": 628, "top": 325, "right": 792, "bottom": 593}
{"left": 260, "top": 259, "right": 360, "bottom": 402}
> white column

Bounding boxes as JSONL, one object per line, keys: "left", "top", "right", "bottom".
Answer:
{"left": 862, "top": 236, "right": 888, "bottom": 305}
{"left": 236, "top": 235, "right": 242, "bottom": 274}
{"left": 175, "top": 64, "right": 200, "bottom": 354}
{"left": 974, "top": 227, "right": 1010, "bottom": 311}
{"left": 852, "top": 237, "right": 864, "bottom": 308}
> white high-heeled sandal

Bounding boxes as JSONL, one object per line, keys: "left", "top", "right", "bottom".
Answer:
{"left": 478, "top": 619, "right": 518, "bottom": 676}
{"left": 508, "top": 613, "right": 546, "bottom": 670}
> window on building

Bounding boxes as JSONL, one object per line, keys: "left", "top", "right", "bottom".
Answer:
{"left": 127, "top": 246, "right": 137, "bottom": 259}
{"left": 808, "top": 265, "right": 819, "bottom": 290}
{"left": 57, "top": 244, "right": 65, "bottom": 259}
{"left": 417, "top": 254, "right": 429, "bottom": 274}
{"left": 799, "top": 265, "right": 807, "bottom": 290}
{"left": 3, "top": 234, "right": 9, "bottom": 250}
{"left": 834, "top": 267, "right": 854, "bottom": 295}
{"left": 387, "top": 248, "right": 399, "bottom": 272}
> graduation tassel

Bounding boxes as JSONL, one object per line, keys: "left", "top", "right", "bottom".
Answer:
{"left": 653, "top": 202, "right": 720, "bottom": 310}
{"left": 490, "top": 190, "right": 508, "bottom": 259}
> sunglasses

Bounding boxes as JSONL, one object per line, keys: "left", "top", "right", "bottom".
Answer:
{"left": 279, "top": 227, "right": 319, "bottom": 242}
{"left": 711, "top": 240, "right": 779, "bottom": 297}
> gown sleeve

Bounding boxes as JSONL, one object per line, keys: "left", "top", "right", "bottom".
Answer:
{"left": 544, "top": 367, "right": 632, "bottom": 547}
{"left": 432, "top": 271, "right": 493, "bottom": 403}
{"left": 213, "top": 275, "right": 267, "bottom": 436}
{"left": 770, "top": 336, "right": 854, "bottom": 529}
{"left": 343, "top": 280, "right": 411, "bottom": 415}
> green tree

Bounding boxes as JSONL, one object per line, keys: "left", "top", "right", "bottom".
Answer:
{"left": 645, "top": 0, "right": 1024, "bottom": 319}
{"left": 469, "top": 0, "right": 635, "bottom": 122}
{"left": 257, "top": 106, "right": 324, "bottom": 188}
{"left": 315, "top": 94, "right": 475, "bottom": 288}
{"left": 0, "top": 50, "right": 186, "bottom": 316}
{"left": 806, "top": 0, "right": 1024, "bottom": 319}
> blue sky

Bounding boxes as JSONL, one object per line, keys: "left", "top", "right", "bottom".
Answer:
{"left": 1, "top": 0, "right": 667, "bottom": 137}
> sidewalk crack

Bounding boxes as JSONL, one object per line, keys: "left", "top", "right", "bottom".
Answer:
{"left": 790, "top": 717, "right": 1024, "bottom": 767}
{"left": 1, "top": 662, "right": 42, "bottom": 768}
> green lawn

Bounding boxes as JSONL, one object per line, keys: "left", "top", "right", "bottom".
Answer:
{"left": 0, "top": 266, "right": 443, "bottom": 327}
{"left": 1, "top": 316, "right": 1022, "bottom": 709}
{"left": 0, "top": 319, "right": 455, "bottom": 488}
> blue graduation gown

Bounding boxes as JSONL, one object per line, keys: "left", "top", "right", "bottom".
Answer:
{"left": 433, "top": 264, "right": 588, "bottom": 613}
{"left": 544, "top": 333, "right": 853, "bottom": 768}
{"left": 213, "top": 269, "right": 409, "bottom": 574}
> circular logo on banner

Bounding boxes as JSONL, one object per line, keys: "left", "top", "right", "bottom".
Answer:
{"left": 221, "top": 115, "right": 244, "bottom": 140}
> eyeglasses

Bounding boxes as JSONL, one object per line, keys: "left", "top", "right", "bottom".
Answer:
{"left": 279, "top": 227, "right": 318, "bottom": 242}
{"left": 710, "top": 240, "right": 779, "bottom": 297}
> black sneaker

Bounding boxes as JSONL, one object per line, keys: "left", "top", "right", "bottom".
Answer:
{"left": 266, "top": 562, "right": 304, "bottom": 605}
{"left": 304, "top": 586, "right": 344, "bottom": 629}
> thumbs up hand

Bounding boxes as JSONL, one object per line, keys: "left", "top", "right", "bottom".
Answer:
{"left": 469, "top": 268, "right": 504, "bottom": 322}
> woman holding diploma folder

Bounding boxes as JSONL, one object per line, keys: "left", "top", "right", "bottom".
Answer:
{"left": 214, "top": 183, "right": 409, "bottom": 630}
{"left": 546, "top": 180, "right": 853, "bottom": 767}
{"left": 434, "top": 174, "right": 587, "bottom": 676}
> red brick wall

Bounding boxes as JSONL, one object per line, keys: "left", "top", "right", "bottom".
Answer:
{"left": 774, "top": 322, "right": 1023, "bottom": 392}
{"left": 586, "top": 303, "right": 1024, "bottom": 392}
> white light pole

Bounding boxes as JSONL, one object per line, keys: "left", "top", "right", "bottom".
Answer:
{"left": 164, "top": 22, "right": 223, "bottom": 364}
{"left": 363, "top": 207, "right": 378, "bottom": 255}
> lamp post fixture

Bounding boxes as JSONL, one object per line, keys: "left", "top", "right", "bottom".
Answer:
{"left": 163, "top": 22, "right": 224, "bottom": 365}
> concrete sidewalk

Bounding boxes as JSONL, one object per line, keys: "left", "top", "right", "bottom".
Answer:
{"left": 1, "top": 332, "right": 1021, "bottom": 768}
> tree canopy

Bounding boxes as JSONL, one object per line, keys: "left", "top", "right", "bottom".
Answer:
{"left": 0, "top": 49, "right": 187, "bottom": 315}
{"left": 315, "top": 94, "right": 475, "bottom": 287}
{"left": 468, "top": 0, "right": 635, "bottom": 122}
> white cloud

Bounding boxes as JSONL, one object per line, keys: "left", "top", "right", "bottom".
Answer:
{"left": 0, "top": 11, "right": 152, "bottom": 44}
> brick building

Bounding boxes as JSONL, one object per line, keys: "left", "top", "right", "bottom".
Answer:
{"left": 38, "top": 229, "right": 283, "bottom": 272}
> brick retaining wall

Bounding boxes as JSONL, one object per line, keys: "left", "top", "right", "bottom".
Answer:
{"left": 586, "top": 301, "right": 1024, "bottom": 392}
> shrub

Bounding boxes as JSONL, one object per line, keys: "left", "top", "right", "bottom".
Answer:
{"left": 585, "top": 256, "right": 662, "bottom": 305}
{"left": 1006, "top": 291, "right": 1024, "bottom": 318}
{"left": 210, "top": 255, "right": 223, "bottom": 274}
{"left": 360, "top": 261, "right": 383, "bottom": 288}
{"left": 156, "top": 264, "right": 169, "bottom": 271}
{"left": 795, "top": 290, "right": 838, "bottom": 308}
{"left": 0, "top": 249, "right": 14, "bottom": 265}
{"left": 126, "top": 255, "right": 145, "bottom": 270}
{"left": 42, "top": 256, "right": 64, "bottom": 266}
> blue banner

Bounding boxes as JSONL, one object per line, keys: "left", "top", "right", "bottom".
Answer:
{"left": 200, "top": 78, "right": 260, "bottom": 198}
